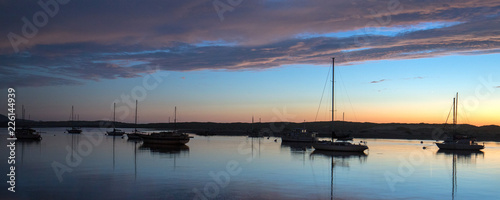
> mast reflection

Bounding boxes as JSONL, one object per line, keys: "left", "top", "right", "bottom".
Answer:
{"left": 436, "top": 150, "right": 484, "bottom": 200}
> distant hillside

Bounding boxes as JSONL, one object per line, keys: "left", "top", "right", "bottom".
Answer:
{"left": 0, "top": 113, "right": 34, "bottom": 124}
{"left": 0, "top": 118, "right": 498, "bottom": 141}
{"left": 0, "top": 114, "right": 7, "bottom": 122}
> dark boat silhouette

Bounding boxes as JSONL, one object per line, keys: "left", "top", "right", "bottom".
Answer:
{"left": 66, "top": 106, "right": 82, "bottom": 134}
{"left": 15, "top": 105, "right": 42, "bottom": 140}
{"left": 436, "top": 93, "right": 484, "bottom": 150}
{"left": 107, "top": 103, "right": 125, "bottom": 136}
{"left": 139, "top": 107, "right": 192, "bottom": 144}
{"left": 313, "top": 58, "right": 368, "bottom": 152}
{"left": 126, "top": 100, "right": 142, "bottom": 140}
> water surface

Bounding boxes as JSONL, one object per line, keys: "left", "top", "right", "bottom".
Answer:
{"left": 1, "top": 128, "right": 499, "bottom": 199}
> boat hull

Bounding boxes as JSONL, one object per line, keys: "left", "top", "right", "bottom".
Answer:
{"left": 15, "top": 128, "right": 42, "bottom": 140}
{"left": 311, "top": 149, "right": 367, "bottom": 157}
{"left": 106, "top": 131, "right": 125, "bottom": 136}
{"left": 15, "top": 134, "right": 42, "bottom": 140}
{"left": 313, "top": 142, "right": 368, "bottom": 152}
{"left": 141, "top": 137, "right": 190, "bottom": 145}
{"left": 139, "top": 133, "right": 190, "bottom": 145}
{"left": 67, "top": 129, "right": 82, "bottom": 134}
{"left": 281, "top": 137, "right": 317, "bottom": 143}
{"left": 126, "top": 133, "right": 142, "bottom": 140}
{"left": 436, "top": 143, "right": 484, "bottom": 150}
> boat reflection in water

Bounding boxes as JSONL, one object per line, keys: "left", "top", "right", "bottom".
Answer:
{"left": 310, "top": 150, "right": 368, "bottom": 167}
{"left": 436, "top": 149, "right": 484, "bottom": 164}
{"left": 436, "top": 150, "right": 484, "bottom": 200}
{"left": 17, "top": 139, "right": 42, "bottom": 166}
{"left": 280, "top": 141, "right": 314, "bottom": 164}
{"left": 139, "top": 143, "right": 189, "bottom": 170}
{"left": 310, "top": 150, "right": 368, "bottom": 200}
{"left": 281, "top": 141, "right": 313, "bottom": 153}
{"left": 139, "top": 143, "right": 190, "bottom": 156}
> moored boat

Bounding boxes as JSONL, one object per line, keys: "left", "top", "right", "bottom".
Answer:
{"left": 107, "top": 103, "right": 125, "bottom": 136}
{"left": 126, "top": 100, "right": 142, "bottom": 140}
{"left": 66, "top": 106, "right": 82, "bottom": 134}
{"left": 282, "top": 128, "right": 318, "bottom": 142}
{"left": 436, "top": 135, "right": 484, "bottom": 150}
{"left": 139, "top": 106, "right": 191, "bottom": 144}
{"left": 312, "top": 58, "right": 368, "bottom": 152}
{"left": 140, "top": 131, "right": 191, "bottom": 145}
{"left": 15, "top": 127, "right": 42, "bottom": 140}
{"left": 15, "top": 106, "right": 42, "bottom": 140}
{"left": 436, "top": 93, "right": 484, "bottom": 151}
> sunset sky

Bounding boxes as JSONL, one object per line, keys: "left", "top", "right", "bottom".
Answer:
{"left": 1, "top": 0, "right": 499, "bottom": 125}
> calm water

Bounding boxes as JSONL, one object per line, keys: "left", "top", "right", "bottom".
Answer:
{"left": 1, "top": 128, "right": 499, "bottom": 200}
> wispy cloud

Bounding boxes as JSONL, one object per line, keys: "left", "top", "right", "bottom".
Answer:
{"left": 0, "top": 0, "right": 499, "bottom": 87}
{"left": 494, "top": 86, "right": 500, "bottom": 88}
{"left": 0, "top": 73, "right": 82, "bottom": 89}
{"left": 371, "top": 79, "right": 387, "bottom": 84}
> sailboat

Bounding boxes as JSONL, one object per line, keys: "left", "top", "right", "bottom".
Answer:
{"left": 139, "top": 106, "right": 191, "bottom": 145}
{"left": 67, "top": 106, "right": 82, "bottom": 134}
{"left": 248, "top": 116, "right": 263, "bottom": 137}
{"left": 312, "top": 58, "right": 368, "bottom": 152}
{"left": 14, "top": 105, "right": 42, "bottom": 140}
{"left": 126, "top": 100, "right": 142, "bottom": 140}
{"left": 436, "top": 93, "right": 484, "bottom": 150}
{"left": 106, "top": 103, "right": 125, "bottom": 136}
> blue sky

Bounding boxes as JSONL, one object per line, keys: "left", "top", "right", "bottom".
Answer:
{"left": 6, "top": 53, "right": 498, "bottom": 125}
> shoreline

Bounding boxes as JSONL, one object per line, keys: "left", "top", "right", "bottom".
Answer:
{"left": 4, "top": 120, "right": 499, "bottom": 142}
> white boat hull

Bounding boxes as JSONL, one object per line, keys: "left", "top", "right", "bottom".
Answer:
{"left": 436, "top": 143, "right": 484, "bottom": 150}
{"left": 313, "top": 142, "right": 368, "bottom": 152}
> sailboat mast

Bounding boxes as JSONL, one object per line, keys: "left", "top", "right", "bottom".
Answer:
{"left": 135, "top": 100, "right": 138, "bottom": 132}
{"left": 452, "top": 98, "right": 456, "bottom": 126}
{"left": 113, "top": 103, "right": 116, "bottom": 131}
{"left": 456, "top": 92, "right": 458, "bottom": 125}
{"left": 331, "top": 57, "right": 335, "bottom": 141}
{"left": 71, "top": 105, "right": 74, "bottom": 128}
{"left": 343, "top": 112, "right": 345, "bottom": 132}
{"left": 174, "top": 106, "right": 177, "bottom": 131}
{"left": 252, "top": 115, "right": 254, "bottom": 131}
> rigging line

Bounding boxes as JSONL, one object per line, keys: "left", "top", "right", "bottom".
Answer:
{"left": 444, "top": 103, "right": 453, "bottom": 130}
{"left": 458, "top": 101, "right": 471, "bottom": 125}
{"left": 315, "top": 66, "right": 331, "bottom": 122}
{"left": 337, "top": 67, "right": 358, "bottom": 121}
